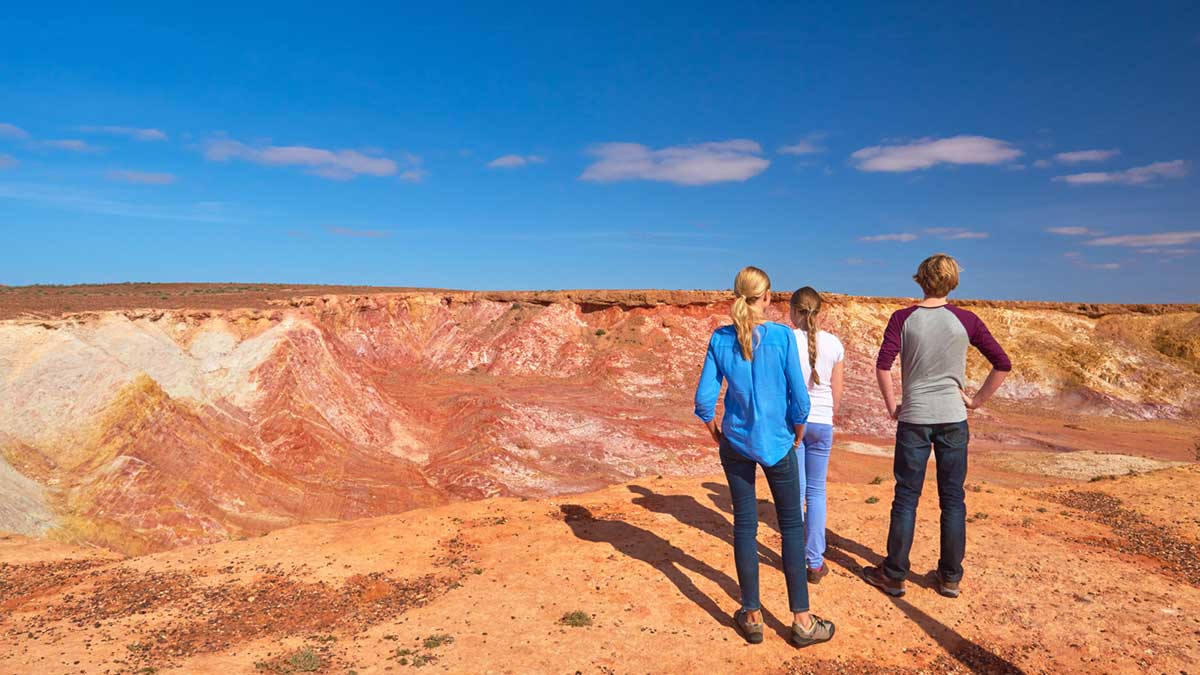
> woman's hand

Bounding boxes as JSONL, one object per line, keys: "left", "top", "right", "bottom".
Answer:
{"left": 705, "top": 420, "right": 723, "bottom": 445}
{"left": 888, "top": 402, "right": 900, "bottom": 420}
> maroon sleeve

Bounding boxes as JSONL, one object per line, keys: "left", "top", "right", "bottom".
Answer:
{"left": 875, "top": 307, "right": 916, "bottom": 371}
{"left": 947, "top": 305, "right": 1012, "bottom": 372}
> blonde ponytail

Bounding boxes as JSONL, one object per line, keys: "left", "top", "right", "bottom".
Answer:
{"left": 789, "top": 286, "right": 824, "bottom": 385}
{"left": 731, "top": 266, "right": 771, "bottom": 361}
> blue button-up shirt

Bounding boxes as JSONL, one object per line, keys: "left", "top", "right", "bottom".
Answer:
{"left": 694, "top": 322, "right": 811, "bottom": 467}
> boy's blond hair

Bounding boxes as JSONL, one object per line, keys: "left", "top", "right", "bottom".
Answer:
{"left": 913, "top": 254, "right": 960, "bottom": 298}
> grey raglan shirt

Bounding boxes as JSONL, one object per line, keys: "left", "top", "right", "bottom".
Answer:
{"left": 875, "top": 304, "right": 1012, "bottom": 425}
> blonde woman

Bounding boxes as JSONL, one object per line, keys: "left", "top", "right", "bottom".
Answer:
{"left": 694, "top": 266, "right": 836, "bottom": 648}
{"left": 789, "top": 287, "right": 845, "bottom": 584}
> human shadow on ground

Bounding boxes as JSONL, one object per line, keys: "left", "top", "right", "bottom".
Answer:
{"left": 558, "top": 503, "right": 791, "bottom": 639}
{"left": 627, "top": 484, "right": 784, "bottom": 570}
{"left": 698, "top": 481, "right": 1025, "bottom": 674}
{"left": 824, "top": 530, "right": 1027, "bottom": 675}
{"left": 701, "top": 481, "right": 781, "bottom": 532}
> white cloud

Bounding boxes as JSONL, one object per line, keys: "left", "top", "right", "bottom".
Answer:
{"left": 859, "top": 233, "right": 918, "bottom": 242}
{"left": 0, "top": 123, "right": 30, "bottom": 140}
{"left": 1134, "top": 247, "right": 1197, "bottom": 258}
{"left": 106, "top": 170, "right": 176, "bottom": 185}
{"left": 851, "top": 135, "right": 1022, "bottom": 172}
{"left": 1064, "top": 251, "right": 1120, "bottom": 270}
{"left": 580, "top": 140, "right": 769, "bottom": 185}
{"left": 778, "top": 134, "right": 826, "bottom": 155}
{"left": 78, "top": 126, "right": 168, "bottom": 142}
{"left": 399, "top": 168, "right": 427, "bottom": 183}
{"left": 0, "top": 153, "right": 16, "bottom": 169}
{"left": 1046, "top": 226, "right": 1104, "bottom": 236}
{"left": 1033, "top": 159, "right": 1053, "bottom": 169}
{"left": 327, "top": 226, "right": 390, "bottom": 238}
{"left": 42, "top": 139, "right": 98, "bottom": 153}
{"left": 923, "top": 227, "right": 990, "bottom": 240}
{"left": 1054, "top": 149, "right": 1120, "bottom": 164}
{"left": 204, "top": 137, "right": 407, "bottom": 180}
{"left": 1087, "top": 231, "right": 1200, "bottom": 247}
{"left": 859, "top": 227, "right": 987, "bottom": 243}
{"left": 487, "top": 154, "right": 546, "bottom": 169}
{"left": 1053, "top": 160, "right": 1189, "bottom": 186}
{"left": 0, "top": 181, "right": 228, "bottom": 222}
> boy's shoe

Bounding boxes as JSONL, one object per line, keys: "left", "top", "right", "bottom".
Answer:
{"left": 807, "top": 564, "right": 829, "bottom": 584}
{"left": 734, "top": 608, "right": 764, "bottom": 644}
{"left": 791, "top": 615, "right": 835, "bottom": 648}
{"left": 935, "top": 571, "right": 961, "bottom": 598}
{"left": 862, "top": 565, "right": 906, "bottom": 597}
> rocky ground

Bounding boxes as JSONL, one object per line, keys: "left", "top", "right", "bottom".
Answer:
{"left": 2, "top": 461, "right": 1198, "bottom": 675}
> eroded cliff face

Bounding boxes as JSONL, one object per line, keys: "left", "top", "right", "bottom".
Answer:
{"left": 1, "top": 290, "right": 1197, "bottom": 553}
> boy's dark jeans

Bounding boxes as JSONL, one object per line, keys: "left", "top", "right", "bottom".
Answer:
{"left": 883, "top": 420, "right": 969, "bottom": 582}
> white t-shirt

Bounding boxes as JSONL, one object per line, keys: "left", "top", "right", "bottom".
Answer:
{"left": 793, "top": 329, "right": 845, "bottom": 426}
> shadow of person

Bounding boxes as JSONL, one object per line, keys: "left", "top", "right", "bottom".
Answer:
{"left": 559, "top": 504, "right": 790, "bottom": 638}
{"left": 826, "top": 529, "right": 1028, "bottom": 675}
{"left": 824, "top": 531, "right": 934, "bottom": 591}
{"left": 701, "top": 481, "right": 780, "bottom": 533}
{"left": 627, "top": 485, "right": 784, "bottom": 570}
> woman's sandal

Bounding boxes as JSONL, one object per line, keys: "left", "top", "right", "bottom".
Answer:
{"left": 791, "top": 614, "right": 835, "bottom": 647}
{"left": 734, "top": 608, "right": 764, "bottom": 644}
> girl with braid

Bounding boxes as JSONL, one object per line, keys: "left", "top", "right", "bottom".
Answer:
{"left": 789, "top": 287, "right": 845, "bottom": 584}
{"left": 694, "top": 268, "right": 835, "bottom": 647}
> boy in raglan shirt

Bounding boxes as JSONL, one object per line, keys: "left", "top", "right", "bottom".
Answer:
{"left": 863, "top": 254, "right": 1012, "bottom": 599}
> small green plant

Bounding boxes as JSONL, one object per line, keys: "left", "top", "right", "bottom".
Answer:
{"left": 396, "top": 648, "right": 414, "bottom": 657}
{"left": 865, "top": 496, "right": 879, "bottom": 504}
{"left": 869, "top": 475, "right": 884, "bottom": 485}
{"left": 594, "top": 329, "right": 607, "bottom": 337}
{"left": 423, "top": 634, "right": 454, "bottom": 649}
{"left": 127, "top": 642, "right": 149, "bottom": 652}
{"left": 472, "top": 567, "right": 484, "bottom": 575}
{"left": 285, "top": 648, "right": 324, "bottom": 673}
{"left": 1036, "top": 507, "right": 1047, "bottom": 513}
{"left": 967, "top": 512, "right": 988, "bottom": 523}
{"left": 411, "top": 653, "right": 437, "bottom": 667}
{"left": 560, "top": 610, "right": 593, "bottom": 627}
{"left": 136, "top": 668, "right": 158, "bottom": 675}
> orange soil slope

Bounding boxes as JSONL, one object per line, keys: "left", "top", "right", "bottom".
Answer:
{"left": 1, "top": 465, "right": 1198, "bottom": 675}
{"left": 1, "top": 287, "right": 1197, "bottom": 554}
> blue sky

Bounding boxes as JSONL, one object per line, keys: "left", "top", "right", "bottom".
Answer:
{"left": 1, "top": 2, "right": 1197, "bottom": 302}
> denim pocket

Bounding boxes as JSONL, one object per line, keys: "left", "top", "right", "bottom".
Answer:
{"left": 941, "top": 422, "right": 970, "bottom": 449}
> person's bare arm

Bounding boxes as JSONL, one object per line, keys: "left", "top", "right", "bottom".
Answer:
{"left": 960, "top": 369, "right": 1008, "bottom": 410}
{"left": 876, "top": 368, "right": 899, "bottom": 419}
{"left": 830, "top": 360, "right": 845, "bottom": 420}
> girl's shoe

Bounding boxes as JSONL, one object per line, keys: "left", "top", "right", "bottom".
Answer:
{"left": 734, "top": 608, "right": 764, "bottom": 644}
{"left": 791, "top": 615, "right": 835, "bottom": 647}
{"left": 807, "top": 564, "right": 828, "bottom": 584}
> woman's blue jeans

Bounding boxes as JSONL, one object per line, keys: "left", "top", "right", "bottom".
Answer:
{"left": 719, "top": 440, "right": 809, "bottom": 613}
{"left": 799, "top": 422, "right": 834, "bottom": 569}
